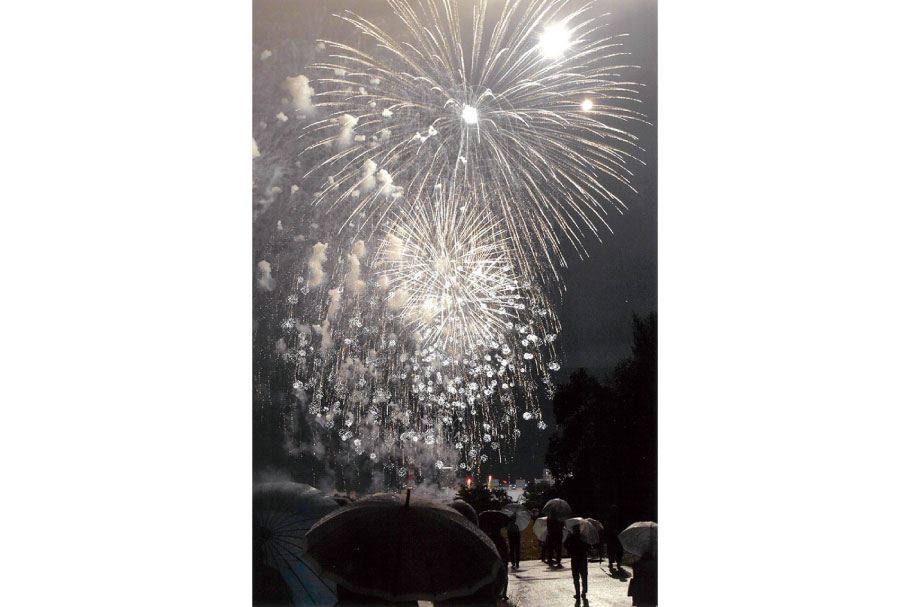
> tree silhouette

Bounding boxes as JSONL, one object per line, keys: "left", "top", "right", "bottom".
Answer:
{"left": 519, "top": 478, "right": 559, "bottom": 512}
{"left": 456, "top": 483, "right": 512, "bottom": 513}
{"left": 544, "top": 313, "right": 657, "bottom": 528}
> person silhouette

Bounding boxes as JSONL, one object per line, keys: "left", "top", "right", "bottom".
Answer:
{"left": 565, "top": 525, "right": 589, "bottom": 600}
{"left": 546, "top": 516, "right": 564, "bottom": 567}
{"left": 627, "top": 547, "right": 657, "bottom": 606}
{"left": 506, "top": 514, "right": 521, "bottom": 569}
{"left": 486, "top": 527, "right": 510, "bottom": 599}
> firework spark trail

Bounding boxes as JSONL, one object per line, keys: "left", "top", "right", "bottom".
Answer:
{"left": 302, "top": 0, "right": 647, "bottom": 283}
{"left": 281, "top": 228, "right": 560, "bottom": 474}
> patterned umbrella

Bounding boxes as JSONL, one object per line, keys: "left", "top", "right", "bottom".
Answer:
{"left": 304, "top": 490, "right": 505, "bottom": 603}
{"left": 253, "top": 481, "right": 339, "bottom": 607}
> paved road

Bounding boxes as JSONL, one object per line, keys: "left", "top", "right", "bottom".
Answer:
{"left": 505, "top": 558, "right": 634, "bottom": 607}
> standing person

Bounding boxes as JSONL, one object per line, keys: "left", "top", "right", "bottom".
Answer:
{"left": 546, "top": 516, "right": 564, "bottom": 567}
{"left": 627, "top": 547, "right": 657, "bottom": 606}
{"left": 605, "top": 507, "right": 625, "bottom": 570}
{"left": 506, "top": 515, "right": 522, "bottom": 569}
{"left": 483, "top": 527, "right": 510, "bottom": 600}
{"left": 607, "top": 531, "right": 624, "bottom": 570}
{"left": 565, "top": 525, "right": 589, "bottom": 601}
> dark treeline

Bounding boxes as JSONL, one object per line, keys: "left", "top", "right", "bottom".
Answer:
{"left": 455, "top": 483, "right": 513, "bottom": 513}
{"left": 544, "top": 313, "right": 657, "bottom": 527}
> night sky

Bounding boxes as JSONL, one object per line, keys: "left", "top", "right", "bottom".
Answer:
{"left": 253, "top": 0, "right": 657, "bottom": 482}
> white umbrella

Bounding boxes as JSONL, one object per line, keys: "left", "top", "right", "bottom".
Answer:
{"left": 500, "top": 503, "right": 531, "bottom": 531}
{"left": 532, "top": 516, "right": 568, "bottom": 542}
{"left": 565, "top": 517, "right": 599, "bottom": 545}
{"left": 618, "top": 521, "right": 657, "bottom": 557}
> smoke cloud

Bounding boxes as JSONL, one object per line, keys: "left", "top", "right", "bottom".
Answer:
{"left": 256, "top": 260, "right": 276, "bottom": 291}
{"left": 307, "top": 242, "right": 328, "bottom": 287}
{"left": 377, "top": 169, "right": 402, "bottom": 199}
{"left": 282, "top": 75, "right": 317, "bottom": 118}
{"left": 360, "top": 159, "right": 377, "bottom": 193}
{"left": 336, "top": 114, "right": 358, "bottom": 150}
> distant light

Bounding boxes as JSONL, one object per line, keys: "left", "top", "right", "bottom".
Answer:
{"left": 538, "top": 22, "right": 571, "bottom": 59}
{"left": 461, "top": 104, "right": 478, "bottom": 124}
{"left": 581, "top": 99, "right": 593, "bottom": 112}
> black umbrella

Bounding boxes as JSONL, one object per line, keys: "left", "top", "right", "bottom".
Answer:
{"left": 449, "top": 499, "right": 479, "bottom": 526}
{"left": 478, "top": 509, "right": 512, "bottom": 532}
{"left": 253, "top": 481, "right": 339, "bottom": 607}
{"left": 542, "top": 498, "right": 572, "bottom": 521}
{"left": 304, "top": 490, "right": 505, "bottom": 602}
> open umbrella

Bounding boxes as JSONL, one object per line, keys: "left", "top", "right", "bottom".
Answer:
{"left": 532, "top": 516, "right": 568, "bottom": 543}
{"left": 619, "top": 521, "right": 657, "bottom": 557}
{"left": 304, "top": 490, "right": 505, "bottom": 603}
{"left": 478, "top": 509, "right": 512, "bottom": 532}
{"left": 542, "top": 498, "right": 572, "bottom": 521}
{"left": 448, "top": 499, "right": 479, "bottom": 526}
{"left": 253, "top": 481, "right": 339, "bottom": 607}
{"left": 565, "top": 517, "right": 600, "bottom": 545}
{"left": 500, "top": 503, "right": 531, "bottom": 531}
{"left": 586, "top": 518, "right": 605, "bottom": 546}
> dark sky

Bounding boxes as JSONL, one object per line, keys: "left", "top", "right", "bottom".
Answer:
{"left": 253, "top": 0, "right": 657, "bottom": 481}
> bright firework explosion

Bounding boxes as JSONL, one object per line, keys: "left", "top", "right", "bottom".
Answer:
{"left": 303, "top": 0, "right": 646, "bottom": 281}
{"left": 377, "top": 195, "right": 524, "bottom": 356}
{"left": 272, "top": 0, "right": 647, "bottom": 479}
{"left": 281, "top": 228, "right": 560, "bottom": 474}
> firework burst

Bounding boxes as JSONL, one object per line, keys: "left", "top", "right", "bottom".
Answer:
{"left": 377, "top": 196, "right": 524, "bottom": 356}
{"left": 303, "top": 0, "right": 647, "bottom": 281}
{"left": 281, "top": 233, "right": 561, "bottom": 473}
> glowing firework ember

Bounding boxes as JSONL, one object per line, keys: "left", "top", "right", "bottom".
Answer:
{"left": 304, "top": 0, "right": 647, "bottom": 281}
